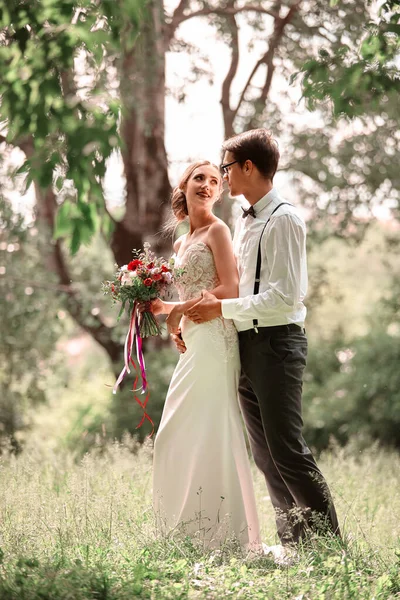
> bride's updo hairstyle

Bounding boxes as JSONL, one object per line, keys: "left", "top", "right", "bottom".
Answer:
{"left": 163, "top": 160, "right": 222, "bottom": 236}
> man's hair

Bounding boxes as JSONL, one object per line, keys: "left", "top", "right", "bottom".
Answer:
{"left": 222, "top": 128, "right": 280, "bottom": 181}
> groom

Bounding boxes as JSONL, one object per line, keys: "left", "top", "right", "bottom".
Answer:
{"left": 183, "top": 128, "right": 340, "bottom": 546}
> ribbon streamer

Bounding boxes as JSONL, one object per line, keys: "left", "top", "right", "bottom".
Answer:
{"left": 113, "top": 303, "right": 154, "bottom": 435}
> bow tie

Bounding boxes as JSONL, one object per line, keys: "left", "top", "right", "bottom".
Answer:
{"left": 241, "top": 205, "right": 256, "bottom": 218}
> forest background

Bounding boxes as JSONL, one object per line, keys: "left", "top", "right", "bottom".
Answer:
{"left": 1, "top": 0, "right": 399, "bottom": 455}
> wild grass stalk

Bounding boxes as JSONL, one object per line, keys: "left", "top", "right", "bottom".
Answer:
{"left": 0, "top": 437, "right": 399, "bottom": 599}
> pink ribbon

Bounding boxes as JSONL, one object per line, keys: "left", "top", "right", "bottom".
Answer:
{"left": 135, "top": 316, "right": 147, "bottom": 392}
{"left": 113, "top": 303, "right": 153, "bottom": 434}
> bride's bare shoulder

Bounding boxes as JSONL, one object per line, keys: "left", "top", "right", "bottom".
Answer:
{"left": 208, "top": 219, "right": 231, "bottom": 240}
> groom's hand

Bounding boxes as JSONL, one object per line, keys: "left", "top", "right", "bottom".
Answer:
{"left": 186, "top": 290, "right": 222, "bottom": 323}
{"left": 171, "top": 331, "right": 186, "bottom": 354}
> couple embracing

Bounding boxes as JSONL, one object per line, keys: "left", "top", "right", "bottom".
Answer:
{"left": 150, "top": 128, "right": 340, "bottom": 557}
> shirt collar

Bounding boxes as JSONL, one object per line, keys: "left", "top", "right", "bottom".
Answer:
{"left": 253, "top": 188, "right": 278, "bottom": 216}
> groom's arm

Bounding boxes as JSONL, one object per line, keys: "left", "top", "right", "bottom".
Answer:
{"left": 221, "top": 213, "right": 306, "bottom": 323}
{"left": 185, "top": 290, "right": 222, "bottom": 322}
{"left": 187, "top": 214, "right": 306, "bottom": 324}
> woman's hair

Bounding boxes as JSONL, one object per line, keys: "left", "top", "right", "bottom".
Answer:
{"left": 222, "top": 128, "right": 280, "bottom": 181}
{"left": 163, "top": 160, "right": 222, "bottom": 237}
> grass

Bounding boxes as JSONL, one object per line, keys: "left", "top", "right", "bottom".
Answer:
{"left": 0, "top": 437, "right": 399, "bottom": 599}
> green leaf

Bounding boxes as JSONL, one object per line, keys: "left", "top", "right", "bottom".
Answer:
{"left": 54, "top": 200, "right": 76, "bottom": 240}
{"left": 79, "top": 202, "right": 99, "bottom": 234}
{"left": 78, "top": 222, "right": 95, "bottom": 246}
{"left": 101, "top": 213, "right": 115, "bottom": 241}
{"left": 54, "top": 175, "right": 64, "bottom": 192}
{"left": 15, "top": 161, "right": 31, "bottom": 176}
{"left": 70, "top": 225, "right": 81, "bottom": 255}
{"left": 0, "top": 7, "right": 11, "bottom": 27}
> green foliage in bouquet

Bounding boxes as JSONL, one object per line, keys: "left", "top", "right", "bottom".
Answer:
{"left": 102, "top": 242, "right": 183, "bottom": 338}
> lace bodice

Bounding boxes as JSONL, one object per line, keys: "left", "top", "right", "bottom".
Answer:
{"left": 174, "top": 243, "right": 238, "bottom": 362}
{"left": 174, "top": 242, "right": 219, "bottom": 302}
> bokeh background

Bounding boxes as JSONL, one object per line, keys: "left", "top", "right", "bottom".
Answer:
{"left": 0, "top": 0, "right": 399, "bottom": 457}
{"left": 0, "top": 2, "right": 400, "bottom": 598}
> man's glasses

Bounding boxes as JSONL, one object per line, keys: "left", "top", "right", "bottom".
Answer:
{"left": 221, "top": 160, "right": 238, "bottom": 174}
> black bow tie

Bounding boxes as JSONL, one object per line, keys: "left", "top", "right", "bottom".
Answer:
{"left": 242, "top": 205, "right": 256, "bottom": 218}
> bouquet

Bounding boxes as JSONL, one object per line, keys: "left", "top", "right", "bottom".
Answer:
{"left": 102, "top": 242, "right": 177, "bottom": 433}
{"left": 103, "top": 242, "right": 176, "bottom": 338}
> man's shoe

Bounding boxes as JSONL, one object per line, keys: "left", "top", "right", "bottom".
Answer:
{"left": 263, "top": 543, "right": 299, "bottom": 566}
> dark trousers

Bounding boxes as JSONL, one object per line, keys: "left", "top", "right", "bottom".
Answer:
{"left": 238, "top": 325, "right": 340, "bottom": 544}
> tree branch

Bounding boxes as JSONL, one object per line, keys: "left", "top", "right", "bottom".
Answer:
{"left": 167, "top": 4, "right": 279, "bottom": 40}
{"left": 233, "top": 52, "right": 268, "bottom": 121}
{"left": 0, "top": 132, "right": 34, "bottom": 155}
{"left": 33, "top": 183, "right": 122, "bottom": 364}
{"left": 166, "top": 0, "right": 191, "bottom": 43}
{"left": 235, "top": 1, "right": 302, "bottom": 127}
{"left": 220, "top": 1, "right": 239, "bottom": 139}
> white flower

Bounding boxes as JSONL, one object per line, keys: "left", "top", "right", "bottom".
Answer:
{"left": 162, "top": 272, "right": 172, "bottom": 284}
{"left": 120, "top": 264, "right": 128, "bottom": 272}
{"left": 121, "top": 272, "right": 134, "bottom": 286}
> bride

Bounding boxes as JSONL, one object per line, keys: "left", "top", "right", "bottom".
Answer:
{"left": 151, "top": 160, "right": 260, "bottom": 549}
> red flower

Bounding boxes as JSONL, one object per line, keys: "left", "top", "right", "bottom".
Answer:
{"left": 147, "top": 262, "right": 154, "bottom": 269}
{"left": 143, "top": 278, "right": 153, "bottom": 287}
{"left": 152, "top": 273, "right": 162, "bottom": 281}
{"left": 111, "top": 284, "right": 115, "bottom": 292}
{"left": 128, "top": 259, "right": 143, "bottom": 271}
{"left": 161, "top": 265, "right": 170, "bottom": 273}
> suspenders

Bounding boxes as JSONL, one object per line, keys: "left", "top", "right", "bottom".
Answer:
{"left": 252, "top": 202, "right": 292, "bottom": 333}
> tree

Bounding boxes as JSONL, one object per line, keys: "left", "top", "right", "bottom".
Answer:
{"left": 0, "top": 196, "right": 64, "bottom": 448}
{"left": 302, "top": 284, "right": 400, "bottom": 450}
{"left": 298, "top": 0, "right": 400, "bottom": 118}
{"left": 0, "top": 0, "right": 398, "bottom": 371}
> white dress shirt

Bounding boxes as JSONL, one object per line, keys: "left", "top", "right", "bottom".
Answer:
{"left": 221, "top": 188, "right": 307, "bottom": 332}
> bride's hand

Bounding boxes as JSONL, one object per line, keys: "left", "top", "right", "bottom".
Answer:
{"left": 166, "top": 305, "right": 183, "bottom": 334}
{"left": 142, "top": 298, "right": 165, "bottom": 315}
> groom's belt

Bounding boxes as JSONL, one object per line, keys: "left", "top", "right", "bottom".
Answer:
{"left": 238, "top": 324, "right": 305, "bottom": 337}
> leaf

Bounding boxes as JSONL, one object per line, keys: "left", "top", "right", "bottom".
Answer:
{"left": 80, "top": 201, "right": 100, "bottom": 235}
{"left": 101, "top": 213, "right": 115, "bottom": 241}
{"left": 386, "top": 23, "right": 400, "bottom": 35}
{"left": 361, "top": 36, "right": 380, "bottom": 60}
{"left": 330, "top": 0, "right": 339, "bottom": 6}
{"left": 54, "top": 175, "right": 64, "bottom": 192}
{"left": 70, "top": 225, "right": 81, "bottom": 255}
{"left": 0, "top": 7, "right": 11, "bottom": 27}
{"left": 15, "top": 161, "right": 31, "bottom": 176}
{"left": 54, "top": 200, "right": 75, "bottom": 240}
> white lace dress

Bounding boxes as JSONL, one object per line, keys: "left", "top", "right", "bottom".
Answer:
{"left": 153, "top": 242, "right": 261, "bottom": 549}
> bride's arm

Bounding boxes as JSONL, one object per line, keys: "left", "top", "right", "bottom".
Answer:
{"left": 153, "top": 224, "right": 238, "bottom": 320}
{"left": 150, "top": 234, "right": 200, "bottom": 316}
{"left": 151, "top": 295, "right": 205, "bottom": 316}
{"left": 166, "top": 222, "right": 237, "bottom": 314}
{"left": 205, "top": 221, "right": 239, "bottom": 300}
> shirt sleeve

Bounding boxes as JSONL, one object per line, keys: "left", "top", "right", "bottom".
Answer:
{"left": 221, "top": 213, "right": 306, "bottom": 322}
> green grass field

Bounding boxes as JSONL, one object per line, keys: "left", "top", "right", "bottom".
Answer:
{"left": 0, "top": 437, "right": 399, "bottom": 599}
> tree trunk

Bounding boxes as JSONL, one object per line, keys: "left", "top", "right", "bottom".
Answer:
{"left": 34, "top": 183, "right": 124, "bottom": 371}
{"left": 113, "top": 0, "right": 171, "bottom": 267}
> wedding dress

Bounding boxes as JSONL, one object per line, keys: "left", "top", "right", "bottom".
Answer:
{"left": 152, "top": 242, "right": 261, "bottom": 549}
